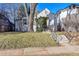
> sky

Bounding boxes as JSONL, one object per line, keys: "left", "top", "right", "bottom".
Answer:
{"left": 37, "top": 3, "right": 79, "bottom": 14}
{"left": 0, "top": 3, "right": 79, "bottom": 14}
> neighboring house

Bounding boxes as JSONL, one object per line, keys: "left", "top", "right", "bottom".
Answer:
{"left": 57, "top": 4, "right": 79, "bottom": 32}
{"left": 33, "top": 8, "right": 50, "bottom": 32}
{"left": 34, "top": 8, "right": 57, "bottom": 32}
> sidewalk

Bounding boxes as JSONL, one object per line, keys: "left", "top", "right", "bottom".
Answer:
{"left": 0, "top": 46, "right": 79, "bottom": 56}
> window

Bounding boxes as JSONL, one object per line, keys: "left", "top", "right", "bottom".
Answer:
{"left": 23, "top": 19, "right": 27, "bottom": 24}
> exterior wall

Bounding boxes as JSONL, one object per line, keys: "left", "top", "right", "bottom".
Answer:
{"left": 15, "top": 19, "right": 20, "bottom": 31}
{"left": 15, "top": 17, "right": 28, "bottom": 32}
{"left": 48, "top": 13, "right": 56, "bottom": 31}
{"left": 33, "top": 25, "right": 36, "bottom": 32}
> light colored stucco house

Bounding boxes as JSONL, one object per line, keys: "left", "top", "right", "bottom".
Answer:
{"left": 33, "top": 8, "right": 57, "bottom": 32}
{"left": 57, "top": 4, "right": 79, "bottom": 32}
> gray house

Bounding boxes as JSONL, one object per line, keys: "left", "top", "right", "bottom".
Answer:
{"left": 15, "top": 17, "right": 28, "bottom": 32}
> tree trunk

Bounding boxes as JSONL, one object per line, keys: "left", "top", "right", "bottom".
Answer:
{"left": 28, "top": 3, "right": 37, "bottom": 32}
{"left": 23, "top": 3, "right": 29, "bottom": 31}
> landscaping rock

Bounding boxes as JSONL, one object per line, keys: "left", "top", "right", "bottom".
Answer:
{"left": 51, "top": 32, "right": 70, "bottom": 46}
{"left": 57, "top": 35, "right": 69, "bottom": 46}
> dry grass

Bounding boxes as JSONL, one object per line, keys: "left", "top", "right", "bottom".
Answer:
{"left": 0, "top": 32, "right": 56, "bottom": 49}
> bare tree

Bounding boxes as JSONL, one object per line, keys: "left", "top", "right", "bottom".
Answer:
{"left": 23, "top": 3, "right": 37, "bottom": 32}
{"left": 23, "top": 3, "right": 29, "bottom": 31}
{"left": 17, "top": 3, "right": 23, "bottom": 31}
{"left": 28, "top": 3, "right": 37, "bottom": 32}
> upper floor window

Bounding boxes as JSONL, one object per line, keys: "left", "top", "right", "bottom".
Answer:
{"left": 22, "top": 17, "right": 27, "bottom": 25}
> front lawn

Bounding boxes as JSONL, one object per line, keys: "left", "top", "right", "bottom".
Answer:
{"left": 0, "top": 32, "right": 56, "bottom": 49}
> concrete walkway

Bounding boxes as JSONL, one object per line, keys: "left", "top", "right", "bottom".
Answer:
{"left": 0, "top": 46, "right": 79, "bottom": 55}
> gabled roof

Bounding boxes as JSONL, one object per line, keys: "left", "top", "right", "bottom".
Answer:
{"left": 37, "top": 8, "right": 55, "bottom": 18}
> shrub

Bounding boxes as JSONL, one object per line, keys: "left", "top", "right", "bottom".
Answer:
{"left": 35, "top": 17, "right": 48, "bottom": 32}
